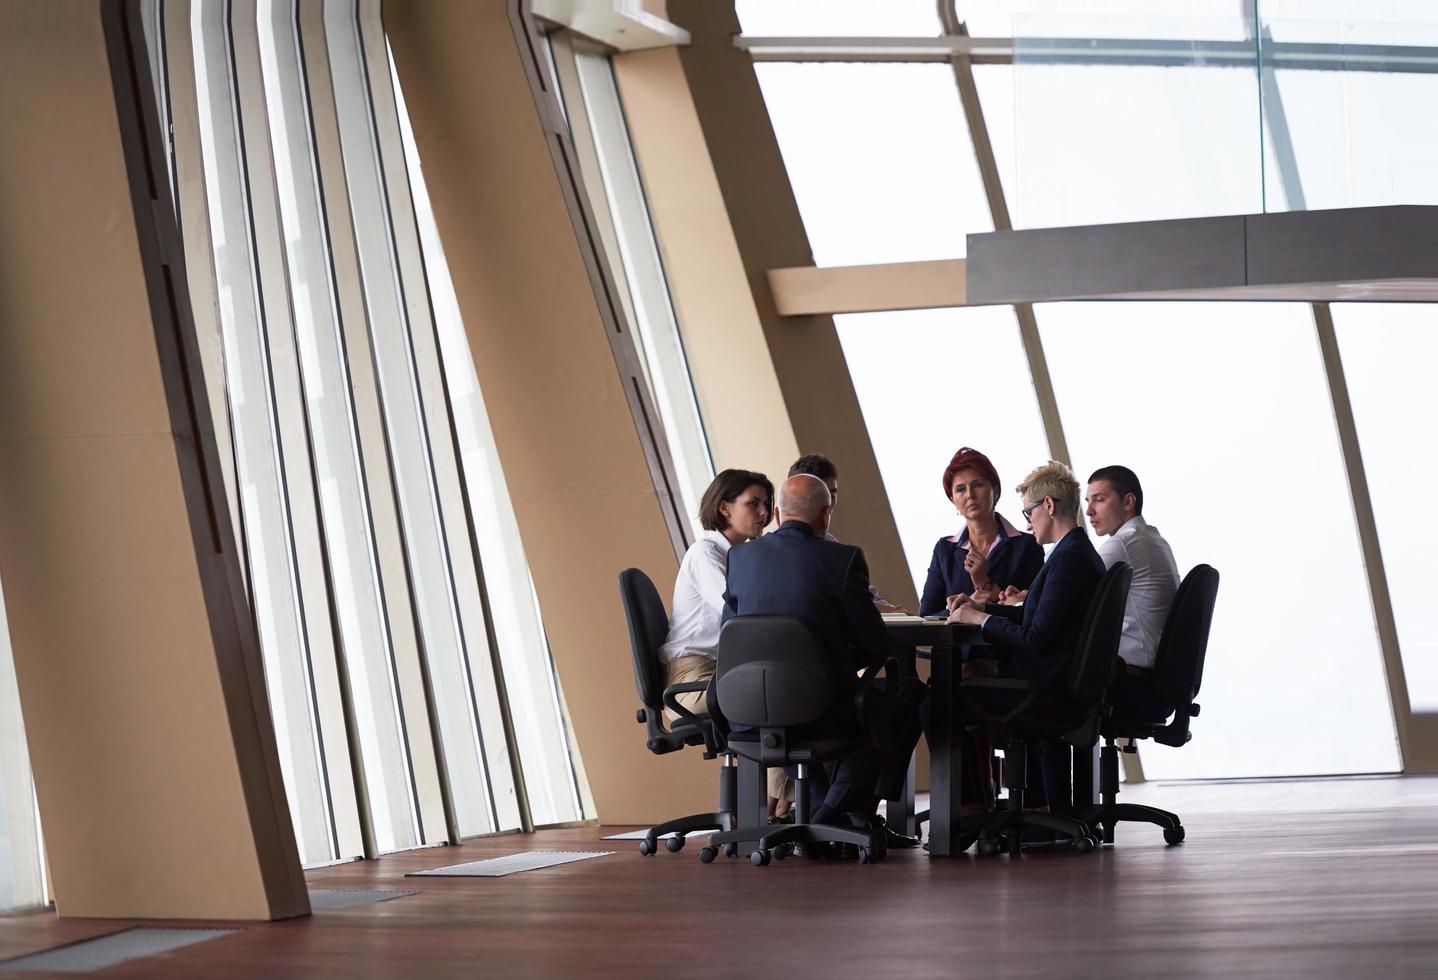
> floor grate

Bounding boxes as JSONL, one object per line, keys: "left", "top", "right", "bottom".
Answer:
{"left": 407, "top": 850, "right": 613, "bottom": 878}
{"left": 0, "top": 927, "right": 235, "bottom": 974}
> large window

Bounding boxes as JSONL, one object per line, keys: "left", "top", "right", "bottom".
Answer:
{"left": 1038, "top": 302, "right": 1400, "bottom": 778}
{"left": 755, "top": 63, "right": 992, "bottom": 265}
{"left": 742, "top": 0, "right": 1428, "bottom": 778}
{"left": 1333, "top": 304, "right": 1438, "bottom": 712}
{"left": 393, "top": 55, "right": 590, "bottom": 827}
{"left": 142, "top": 0, "right": 590, "bottom": 863}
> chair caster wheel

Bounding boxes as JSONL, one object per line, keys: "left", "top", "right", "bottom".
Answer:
{"left": 1072, "top": 835, "right": 1096, "bottom": 854}
{"left": 665, "top": 834, "right": 685, "bottom": 853}
{"left": 1164, "top": 825, "right": 1186, "bottom": 845}
{"left": 772, "top": 843, "right": 792, "bottom": 860}
{"left": 698, "top": 846, "right": 718, "bottom": 864}
{"left": 638, "top": 839, "right": 655, "bottom": 856}
{"left": 978, "top": 838, "right": 1001, "bottom": 857}
{"left": 751, "top": 849, "right": 771, "bottom": 867}
{"left": 857, "top": 846, "right": 875, "bottom": 864}
{"left": 723, "top": 842, "right": 739, "bottom": 858}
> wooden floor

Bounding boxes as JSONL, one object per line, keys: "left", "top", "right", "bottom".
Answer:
{"left": 4, "top": 776, "right": 1437, "bottom": 978}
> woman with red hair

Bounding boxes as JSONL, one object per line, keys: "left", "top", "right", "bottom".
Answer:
{"left": 919, "top": 447, "right": 1044, "bottom": 617}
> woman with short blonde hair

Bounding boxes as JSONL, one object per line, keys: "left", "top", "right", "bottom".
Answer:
{"left": 1015, "top": 460, "right": 1081, "bottom": 523}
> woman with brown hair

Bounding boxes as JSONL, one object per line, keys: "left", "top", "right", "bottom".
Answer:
{"left": 659, "top": 468, "right": 774, "bottom": 721}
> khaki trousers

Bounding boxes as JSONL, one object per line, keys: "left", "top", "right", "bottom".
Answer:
{"left": 664, "top": 654, "right": 791, "bottom": 802}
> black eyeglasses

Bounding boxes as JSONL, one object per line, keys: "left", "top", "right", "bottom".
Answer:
{"left": 1022, "top": 497, "right": 1049, "bottom": 521}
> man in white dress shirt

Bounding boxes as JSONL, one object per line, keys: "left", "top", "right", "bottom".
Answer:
{"left": 1086, "top": 466, "right": 1181, "bottom": 722}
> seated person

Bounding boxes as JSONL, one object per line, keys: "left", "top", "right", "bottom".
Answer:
{"left": 659, "top": 468, "right": 772, "bottom": 724}
{"left": 657, "top": 468, "right": 793, "bottom": 818}
{"left": 920, "top": 447, "right": 1044, "bottom": 617}
{"left": 1086, "top": 465, "right": 1180, "bottom": 723}
{"left": 949, "top": 461, "right": 1105, "bottom": 814}
{"left": 723, "top": 474, "right": 921, "bottom": 835}
{"left": 788, "top": 453, "right": 905, "bottom": 613}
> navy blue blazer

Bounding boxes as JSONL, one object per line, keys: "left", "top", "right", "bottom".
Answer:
{"left": 723, "top": 520, "right": 889, "bottom": 679}
{"left": 980, "top": 527, "right": 1105, "bottom": 690}
{"left": 919, "top": 515, "right": 1045, "bottom": 617}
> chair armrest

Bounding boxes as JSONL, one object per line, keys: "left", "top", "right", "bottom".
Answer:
{"left": 662, "top": 681, "right": 721, "bottom": 754}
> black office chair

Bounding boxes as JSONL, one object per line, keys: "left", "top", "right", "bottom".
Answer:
{"left": 703, "top": 615, "right": 884, "bottom": 866}
{"left": 618, "top": 568, "right": 737, "bottom": 858}
{"left": 960, "top": 561, "right": 1132, "bottom": 856}
{"left": 1080, "top": 564, "right": 1220, "bottom": 846}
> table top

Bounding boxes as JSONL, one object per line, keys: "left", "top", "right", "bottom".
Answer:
{"left": 881, "top": 616, "right": 983, "bottom": 646}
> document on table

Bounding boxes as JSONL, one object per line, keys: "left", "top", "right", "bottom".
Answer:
{"left": 881, "top": 613, "right": 926, "bottom": 624}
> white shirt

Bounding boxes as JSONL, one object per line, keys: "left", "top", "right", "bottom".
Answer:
{"left": 1096, "top": 515, "right": 1180, "bottom": 669}
{"left": 659, "top": 530, "right": 732, "bottom": 664}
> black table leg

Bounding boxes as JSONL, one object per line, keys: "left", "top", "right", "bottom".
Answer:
{"left": 927, "top": 643, "right": 961, "bottom": 857}
{"left": 1073, "top": 743, "right": 1099, "bottom": 810}
{"left": 885, "top": 754, "right": 917, "bottom": 837}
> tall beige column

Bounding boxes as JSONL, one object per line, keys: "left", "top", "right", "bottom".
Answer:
{"left": 385, "top": 0, "right": 713, "bottom": 824}
{"left": 0, "top": 2, "right": 307, "bottom": 918}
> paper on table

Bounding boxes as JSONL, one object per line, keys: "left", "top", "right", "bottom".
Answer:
{"left": 881, "top": 613, "right": 926, "bottom": 624}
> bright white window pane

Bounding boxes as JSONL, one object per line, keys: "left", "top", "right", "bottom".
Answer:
{"left": 0, "top": 578, "right": 45, "bottom": 911}
{"left": 1267, "top": 56, "right": 1438, "bottom": 211}
{"left": 257, "top": 0, "right": 400, "bottom": 859}
{"left": 1039, "top": 302, "right": 1399, "bottom": 778}
{"left": 836, "top": 307, "right": 1050, "bottom": 594}
{"left": 571, "top": 50, "right": 713, "bottom": 531}
{"left": 1333, "top": 304, "right": 1438, "bottom": 712}
{"left": 394, "top": 55, "right": 589, "bottom": 827}
{"left": 192, "top": 0, "right": 341, "bottom": 864}
{"left": 961, "top": 0, "right": 1255, "bottom": 37}
{"left": 325, "top": 0, "right": 494, "bottom": 841}
{"left": 736, "top": 0, "right": 939, "bottom": 37}
{"left": 755, "top": 64, "right": 992, "bottom": 265}
{"left": 1008, "top": 17, "right": 1260, "bottom": 227}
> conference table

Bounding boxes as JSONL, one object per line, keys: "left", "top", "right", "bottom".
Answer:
{"left": 729, "top": 616, "right": 1098, "bottom": 858}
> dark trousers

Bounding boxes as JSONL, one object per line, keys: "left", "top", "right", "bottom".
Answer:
{"left": 799, "top": 748, "right": 883, "bottom": 821}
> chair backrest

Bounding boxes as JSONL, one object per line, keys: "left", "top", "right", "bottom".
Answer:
{"left": 617, "top": 567, "right": 670, "bottom": 711}
{"left": 715, "top": 616, "right": 834, "bottom": 729}
{"left": 1153, "top": 563, "right": 1220, "bottom": 709}
{"left": 1069, "top": 561, "right": 1133, "bottom": 705}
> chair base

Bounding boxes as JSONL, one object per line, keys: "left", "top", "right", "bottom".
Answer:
{"left": 1079, "top": 801, "right": 1183, "bottom": 845}
{"left": 750, "top": 819, "right": 882, "bottom": 865}
{"left": 1078, "top": 740, "right": 1185, "bottom": 845}
{"left": 640, "top": 811, "right": 736, "bottom": 855}
{"left": 640, "top": 759, "right": 737, "bottom": 856}
{"left": 963, "top": 736, "right": 1097, "bottom": 856}
{"left": 970, "top": 806, "right": 1095, "bottom": 856}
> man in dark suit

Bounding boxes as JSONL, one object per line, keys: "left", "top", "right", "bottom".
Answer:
{"left": 950, "top": 461, "right": 1105, "bottom": 814}
{"left": 723, "top": 474, "right": 918, "bottom": 833}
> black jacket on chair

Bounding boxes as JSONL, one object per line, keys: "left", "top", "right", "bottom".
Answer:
{"left": 981, "top": 527, "right": 1106, "bottom": 690}
{"left": 722, "top": 520, "right": 890, "bottom": 685}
